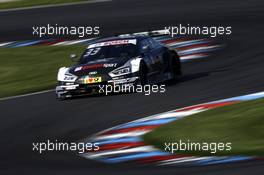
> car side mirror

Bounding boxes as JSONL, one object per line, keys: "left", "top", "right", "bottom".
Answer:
{"left": 70, "top": 54, "right": 78, "bottom": 62}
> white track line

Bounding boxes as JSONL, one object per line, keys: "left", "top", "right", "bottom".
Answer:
{"left": 0, "top": 89, "right": 54, "bottom": 101}
{"left": 159, "top": 157, "right": 210, "bottom": 166}
{"left": 94, "top": 131, "right": 149, "bottom": 140}
{"left": 178, "top": 45, "right": 220, "bottom": 55}
{"left": 0, "top": 0, "right": 112, "bottom": 13}
{"left": 83, "top": 146, "right": 157, "bottom": 159}
{"left": 0, "top": 42, "right": 13, "bottom": 46}
{"left": 180, "top": 54, "right": 209, "bottom": 60}
{"left": 134, "top": 109, "right": 205, "bottom": 122}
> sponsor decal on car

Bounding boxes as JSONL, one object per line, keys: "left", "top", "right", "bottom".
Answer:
{"left": 88, "top": 39, "right": 137, "bottom": 48}
{"left": 103, "top": 63, "right": 118, "bottom": 68}
{"left": 83, "top": 76, "right": 102, "bottom": 84}
{"left": 82, "top": 64, "right": 104, "bottom": 70}
{"left": 75, "top": 64, "right": 118, "bottom": 72}
{"left": 89, "top": 71, "right": 98, "bottom": 75}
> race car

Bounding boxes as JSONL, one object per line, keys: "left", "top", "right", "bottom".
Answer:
{"left": 56, "top": 35, "right": 181, "bottom": 99}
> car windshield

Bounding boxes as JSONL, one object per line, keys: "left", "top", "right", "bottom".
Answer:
{"left": 79, "top": 41, "right": 139, "bottom": 64}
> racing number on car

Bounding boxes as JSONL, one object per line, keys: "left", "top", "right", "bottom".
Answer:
{"left": 84, "top": 47, "right": 101, "bottom": 57}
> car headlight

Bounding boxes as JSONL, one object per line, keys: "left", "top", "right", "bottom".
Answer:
{"left": 57, "top": 67, "right": 78, "bottom": 83}
{"left": 64, "top": 74, "right": 76, "bottom": 81}
{"left": 111, "top": 67, "right": 131, "bottom": 76}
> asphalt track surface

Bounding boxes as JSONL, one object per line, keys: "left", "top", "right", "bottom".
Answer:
{"left": 1, "top": 0, "right": 264, "bottom": 174}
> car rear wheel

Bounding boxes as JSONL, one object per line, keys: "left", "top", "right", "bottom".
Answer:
{"left": 169, "top": 51, "right": 182, "bottom": 79}
{"left": 139, "top": 61, "right": 148, "bottom": 85}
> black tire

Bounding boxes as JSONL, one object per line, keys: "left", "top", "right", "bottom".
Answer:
{"left": 56, "top": 94, "right": 67, "bottom": 101}
{"left": 138, "top": 61, "right": 148, "bottom": 85}
{"left": 169, "top": 51, "right": 182, "bottom": 79}
{"left": 56, "top": 92, "right": 71, "bottom": 100}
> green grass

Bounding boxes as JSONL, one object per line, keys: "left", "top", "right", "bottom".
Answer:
{"left": 0, "top": 0, "right": 86, "bottom": 10}
{"left": 143, "top": 98, "right": 264, "bottom": 156}
{"left": 0, "top": 45, "right": 85, "bottom": 98}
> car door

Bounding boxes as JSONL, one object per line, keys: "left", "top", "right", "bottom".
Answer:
{"left": 140, "top": 39, "right": 156, "bottom": 73}
{"left": 148, "top": 38, "right": 166, "bottom": 73}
